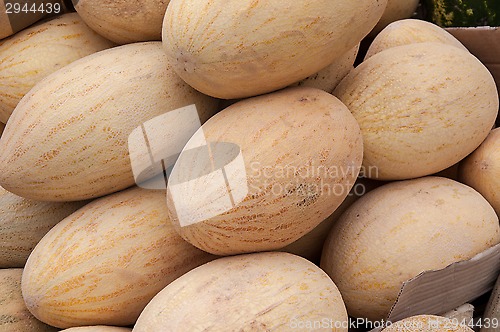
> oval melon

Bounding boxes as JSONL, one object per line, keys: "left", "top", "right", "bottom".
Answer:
{"left": 320, "top": 176, "right": 500, "bottom": 321}
{"left": 459, "top": 128, "right": 500, "bottom": 216}
{"left": 73, "top": 0, "right": 169, "bottom": 44}
{"left": 365, "top": 19, "right": 467, "bottom": 59}
{"left": 21, "top": 186, "right": 215, "bottom": 328}
{"left": 0, "top": 185, "right": 86, "bottom": 268}
{"left": 162, "top": 0, "right": 387, "bottom": 99}
{"left": 334, "top": 42, "right": 498, "bottom": 180}
{"left": 0, "top": 13, "right": 115, "bottom": 124}
{"left": 167, "top": 86, "right": 363, "bottom": 255}
{"left": 134, "top": 252, "right": 348, "bottom": 332}
{"left": 0, "top": 42, "right": 219, "bottom": 201}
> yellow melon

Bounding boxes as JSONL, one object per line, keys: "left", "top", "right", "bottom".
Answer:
{"left": 459, "top": 128, "right": 500, "bottom": 216}
{"left": 134, "top": 252, "right": 348, "bottom": 331}
{"left": 365, "top": 19, "right": 467, "bottom": 59}
{"left": 162, "top": 0, "right": 387, "bottom": 98}
{"left": 22, "top": 186, "right": 214, "bottom": 328}
{"left": 321, "top": 177, "right": 499, "bottom": 321}
{"left": 334, "top": 42, "right": 498, "bottom": 180}
{"left": 167, "top": 87, "right": 363, "bottom": 255}
{"left": 0, "top": 42, "right": 218, "bottom": 201}
{"left": 73, "top": 0, "right": 169, "bottom": 44}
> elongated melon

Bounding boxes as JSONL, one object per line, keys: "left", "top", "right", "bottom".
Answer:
{"left": 459, "top": 128, "right": 500, "bottom": 216}
{"left": 22, "top": 186, "right": 215, "bottom": 328}
{"left": 162, "top": 0, "right": 387, "bottom": 99}
{"left": 365, "top": 19, "right": 467, "bottom": 59}
{"left": 334, "top": 42, "right": 498, "bottom": 180}
{"left": 0, "top": 185, "right": 86, "bottom": 268}
{"left": 0, "top": 42, "right": 219, "bottom": 201}
{"left": 0, "top": 13, "right": 115, "bottom": 124}
{"left": 167, "top": 87, "right": 363, "bottom": 255}
{"left": 72, "top": 0, "right": 169, "bottom": 44}
{"left": 134, "top": 252, "right": 348, "bottom": 332}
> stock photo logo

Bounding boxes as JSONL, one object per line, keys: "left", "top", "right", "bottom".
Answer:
{"left": 128, "top": 103, "right": 249, "bottom": 228}
{"left": 128, "top": 87, "right": 364, "bottom": 255}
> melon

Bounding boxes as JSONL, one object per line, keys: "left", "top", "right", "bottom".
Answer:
{"left": 365, "top": 19, "right": 467, "bottom": 59}
{"left": 0, "top": 42, "right": 219, "bottom": 201}
{"left": 0, "top": 0, "right": 72, "bottom": 40}
{"left": 282, "top": 177, "right": 381, "bottom": 263}
{"left": 162, "top": 0, "right": 387, "bottom": 99}
{"left": 0, "top": 13, "right": 115, "bottom": 124}
{"left": 459, "top": 128, "right": 500, "bottom": 216}
{"left": 167, "top": 86, "right": 363, "bottom": 255}
{"left": 72, "top": 0, "right": 169, "bottom": 44}
{"left": 133, "top": 252, "right": 348, "bottom": 332}
{"left": 333, "top": 42, "right": 498, "bottom": 180}
{"left": 21, "top": 186, "right": 215, "bottom": 328}
{"left": 320, "top": 176, "right": 500, "bottom": 321}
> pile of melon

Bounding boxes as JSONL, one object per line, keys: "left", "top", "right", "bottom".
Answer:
{"left": 0, "top": 0, "right": 499, "bottom": 331}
